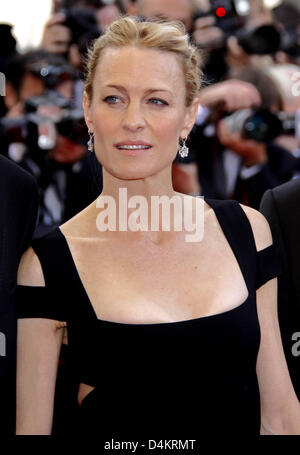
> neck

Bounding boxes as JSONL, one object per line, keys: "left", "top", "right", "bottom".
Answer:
{"left": 87, "top": 166, "right": 192, "bottom": 240}
{"left": 100, "top": 166, "right": 176, "bottom": 202}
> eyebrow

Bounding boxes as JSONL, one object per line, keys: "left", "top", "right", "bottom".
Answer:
{"left": 105, "top": 84, "right": 173, "bottom": 95}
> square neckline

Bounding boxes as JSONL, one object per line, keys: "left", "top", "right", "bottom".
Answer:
{"left": 54, "top": 197, "right": 254, "bottom": 327}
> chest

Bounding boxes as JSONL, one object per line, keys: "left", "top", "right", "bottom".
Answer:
{"left": 66, "top": 233, "right": 249, "bottom": 324}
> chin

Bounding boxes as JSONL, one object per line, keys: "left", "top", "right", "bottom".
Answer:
{"left": 108, "top": 169, "right": 154, "bottom": 181}
{"left": 105, "top": 162, "right": 163, "bottom": 181}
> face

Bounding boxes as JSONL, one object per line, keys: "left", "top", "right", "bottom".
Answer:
{"left": 138, "top": 0, "right": 194, "bottom": 32}
{"left": 83, "top": 46, "right": 198, "bottom": 181}
{"left": 96, "top": 5, "right": 122, "bottom": 31}
{"left": 20, "top": 72, "right": 46, "bottom": 101}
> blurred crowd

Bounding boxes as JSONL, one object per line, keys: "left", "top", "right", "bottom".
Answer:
{"left": 1, "top": 0, "right": 300, "bottom": 236}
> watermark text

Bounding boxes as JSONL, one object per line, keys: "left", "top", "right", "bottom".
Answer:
{"left": 95, "top": 189, "right": 204, "bottom": 243}
{"left": 292, "top": 332, "right": 300, "bottom": 357}
{"left": 0, "top": 332, "right": 6, "bottom": 357}
{"left": 0, "top": 72, "right": 5, "bottom": 96}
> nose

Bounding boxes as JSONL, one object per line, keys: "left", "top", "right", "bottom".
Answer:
{"left": 122, "top": 101, "right": 146, "bottom": 132}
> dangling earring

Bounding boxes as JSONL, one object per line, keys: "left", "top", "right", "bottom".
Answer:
{"left": 178, "top": 137, "right": 189, "bottom": 158}
{"left": 87, "top": 131, "right": 94, "bottom": 152}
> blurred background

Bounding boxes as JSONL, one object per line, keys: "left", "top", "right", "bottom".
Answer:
{"left": 1, "top": 0, "right": 300, "bottom": 238}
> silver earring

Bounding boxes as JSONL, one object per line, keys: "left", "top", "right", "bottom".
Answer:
{"left": 178, "top": 137, "right": 189, "bottom": 158}
{"left": 87, "top": 131, "right": 94, "bottom": 152}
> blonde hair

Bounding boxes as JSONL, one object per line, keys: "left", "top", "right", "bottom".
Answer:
{"left": 84, "top": 15, "right": 202, "bottom": 106}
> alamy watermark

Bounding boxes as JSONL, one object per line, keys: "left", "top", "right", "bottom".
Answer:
{"left": 291, "top": 72, "right": 300, "bottom": 97}
{"left": 95, "top": 189, "right": 204, "bottom": 242}
{"left": 292, "top": 332, "right": 300, "bottom": 357}
{"left": 0, "top": 332, "right": 6, "bottom": 357}
{"left": 0, "top": 72, "right": 5, "bottom": 96}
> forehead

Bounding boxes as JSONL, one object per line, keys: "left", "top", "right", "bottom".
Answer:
{"left": 139, "top": 0, "right": 193, "bottom": 22}
{"left": 94, "top": 46, "right": 185, "bottom": 92}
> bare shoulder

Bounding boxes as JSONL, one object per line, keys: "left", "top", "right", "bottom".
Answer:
{"left": 17, "top": 247, "right": 45, "bottom": 286}
{"left": 239, "top": 203, "right": 273, "bottom": 251}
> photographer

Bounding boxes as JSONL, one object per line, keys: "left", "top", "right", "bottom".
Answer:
{"left": 214, "top": 66, "right": 299, "bottom": 208}
{"left": 1, "top": 50, "right": 101, "bottom": 236}
{"left": 272, "top": 2, "right": 300, "bottom": 66}
{"left": 40, "top": 1, "right": 126, "bottom": 65}
{"left": 41, "top": 4, "right": 102, "bottom": 109}
{"left": 192, "top": 0, "right": 280, "bottom": 82}
{"left": 41, "top": 3, "right": 101, "bottom": 61}
{"left": 3, "top": 50, "right": 75, "bottom": 119}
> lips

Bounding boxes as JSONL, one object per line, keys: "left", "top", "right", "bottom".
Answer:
{"left": 114, "top": 140, "right": 152, "bottom": 150}
{"left": 117, "top": 145, "right": 151, "bottom": 150}
{"left": 114, "top": 140, "right": 153, "bottom": 157}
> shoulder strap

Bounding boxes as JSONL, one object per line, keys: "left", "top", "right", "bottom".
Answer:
{"left": 205, "top": 198, "right": 257, "bottom": 292}
{"left": 32, "top": 227, "right": 95, "bottom": 291}
{"left": 16, "top": 228, "right": 71, "bottom": 321}
{"left": 31, "top": 228, "right": 70, "bottom": 288}
{"left": 31, "top": 227, "right": 96, "bottom": 321}
{"left": 256, "top": 244, "right": 281, "bottom": 289}
{"left": 16, "top": 284, "right": 66, "bottom": 321}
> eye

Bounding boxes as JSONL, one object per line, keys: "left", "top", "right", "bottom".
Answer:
{"left": 148, "top": 98, "right": 168, "bottom": 106}
{"left": 103, "top": 95, "right": 122, "bottom": 104}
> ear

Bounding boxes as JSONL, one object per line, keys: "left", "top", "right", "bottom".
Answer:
{"left": 180, "top": 97, "right": 200, "bottom": 139}
{"left": 82, "top": 91, "right": 94, "bottom": 133}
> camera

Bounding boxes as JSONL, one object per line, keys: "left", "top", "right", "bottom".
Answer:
{"left": 0, "top": 89, "right": 87, "bottom": 159}
{"left": 26, "top": 60, "right": 77, "bottom": 89}
{"left": 223, "top": 108, "right": 300, "bottom": 143}
{"left": 210, "top": 0, "right": 250, "bottom": 33}
{"left": 195, "top": 0, "right": 250, "bottom": 35}
{"left": 194, "top": 0, "right": 281, "bottom": 55}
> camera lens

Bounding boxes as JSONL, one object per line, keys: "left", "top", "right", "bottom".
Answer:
{"left": 243, "top": 110, "right": 283, "bottom": 142}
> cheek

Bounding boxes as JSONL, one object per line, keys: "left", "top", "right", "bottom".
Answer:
{"left": 156, "top": 113, "right": 185, "bottom": 143}
{"left": 93, "top": 109, "right": 117, "bottom": 139}
{"left": 155, "top": 121, "right": 178, "bottom": 141}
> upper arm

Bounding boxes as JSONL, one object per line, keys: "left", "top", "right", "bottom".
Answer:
{"left": 240, "top": 204, "right": 273, "bottom": 251}
{"left": 16, "top": 247, "right": 65, "bottom": 434}
{"left": 241, "top": 205, "right": 300, "bottom": 434}
{"left": 16, "top": 318, "right": 64, "bottom": 434}
{"left": 17, "top": 246, "right": 45, "bottom": 286}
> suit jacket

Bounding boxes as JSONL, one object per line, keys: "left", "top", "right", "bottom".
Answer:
{"left": 0, "top": 155, "right": 39, "bottom": 434}
{"left": 260, "top": 178, "right": 300, "bottom": 399}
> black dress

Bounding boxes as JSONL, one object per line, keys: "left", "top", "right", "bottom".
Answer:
{"left": 16, "top": 199, "right": 280, "bottom": 436}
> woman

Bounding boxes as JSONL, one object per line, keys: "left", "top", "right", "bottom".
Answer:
{"left": 16, "top": 16, "right": 300, "bottom": 435}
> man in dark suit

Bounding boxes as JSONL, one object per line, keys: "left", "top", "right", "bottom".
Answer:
{"left": 0, "top": 155, "right": 39, "bottom": 434}
{"left": 260, "top": 178, "right": 300, "bottom": 400}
